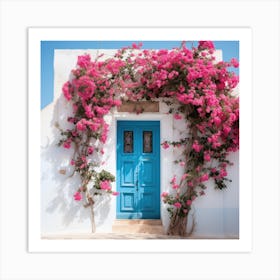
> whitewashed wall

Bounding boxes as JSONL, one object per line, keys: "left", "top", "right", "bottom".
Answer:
{"left": 41, "top": 49, "right": 239, "bottom": 238}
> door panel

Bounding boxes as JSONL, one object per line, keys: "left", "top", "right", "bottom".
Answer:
{"left": 117, "top": 121, "right": 160, "bottom": 219}
{"left": 122, "top": 161, "right": 135, "bottom": 185}
{"left": 121, "top": 192, "right": 135, "bottom": 211}
{"left": 141, "top": 160, "right": 154, "bottom": 186}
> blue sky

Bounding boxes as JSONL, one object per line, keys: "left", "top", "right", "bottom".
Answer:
{"left": 41, "top": 41, "right": 239, "bottom": 109}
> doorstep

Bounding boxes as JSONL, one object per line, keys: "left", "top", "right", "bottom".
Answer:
{"left": 112, "top": 219, "right": 165, "bottom": 235}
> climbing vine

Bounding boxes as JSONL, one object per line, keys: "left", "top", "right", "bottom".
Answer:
{"left": 58, "top": 41, "right": 239, "bottom": 236}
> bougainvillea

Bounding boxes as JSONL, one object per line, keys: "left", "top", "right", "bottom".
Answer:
{"left": 58, "top": 41, "right": 239, "bottom": 236}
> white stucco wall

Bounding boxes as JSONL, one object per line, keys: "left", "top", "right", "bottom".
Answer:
{"left": 41, "top": 49, "right": 239, "bottom": 238}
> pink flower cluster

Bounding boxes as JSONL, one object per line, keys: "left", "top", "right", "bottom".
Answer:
{"left": 100, "top": 180, "right": 111, "bottom": 191}
{"left": 59, "top": 41, "right": 239, "bottom": 211}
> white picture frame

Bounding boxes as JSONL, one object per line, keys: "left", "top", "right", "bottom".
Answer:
{"left": 1, "top": 1, "right": 279, "bottom": 279}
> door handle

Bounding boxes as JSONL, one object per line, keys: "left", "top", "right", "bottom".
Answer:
{"left": 135, "top": 166, "right": 139, "bottom": 191}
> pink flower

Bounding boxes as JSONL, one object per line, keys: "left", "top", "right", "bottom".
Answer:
{"left": 179, "top": 161, "right": 185, "bottom": 167}
{"left": 112, "top": 192, "right": 119, "bottom": 196}
{"left": 71, "top": 68, "right": 82, "bottom": 77}
{"left": 71, "top": 130, "right": 78, "bottom": 137}
{"left": 155, "top": 79, "right": 162, "bottom": 88}
{"left": 84, "top": 107, "right": 94, "bottom": 119}
{"left": 220, "top": 162, "right": 227, "bottom": 168}
{"left": 132, "top": 42, "right": 142, "bottom": 49}
{"left": 73, "top": 76, "right": 96, "bottom": 100}
{"left": 88, "top": 146, "right": 94, "bottom": 155}
{"left": 77, "top": 54, "right": 91, "bottom": 69}
{"left": 211, "top": 168, "right": 217, "bottom": 173}
{"left": 186, "top": 200, "right": 192, "bottom": 206}
{"left": 229, "top": 113, "right": 237, "bottom": 123}
{"left": 223, "top": 125, "right": 231, "bottom": 136}
{"left": 79, "top": 163, "right": 87, "bottom": 169}
{"left": 100, "top": 132, "right": 108, "bottom": 144}
{"left": 230, "top": 58, "right": 239, "bottom": 68}
{"left": 208, "top": 133, "right": 221, "bottom": 149}
{"left": 76, "top": 119, "right": 86, "bottom": 131}
{"left": 204, "top": 151, "right": 211, "bottom": 162}
{"left": 100, "top": 180, "right": 111, "bottom": 191}
{"left": 173, "top": 202, "right": 182, "bottom": 209}
{"left": 161, "top": 192, "right": 169, "bottom": 198}
{"left": 213, "top": 116, "right": 221, "bottom": 126}
{"left": 67, "top": 117, "right": 75, "bottom": 123}
{"left": 88, "top": 122, "right": 100, "bottom": 132}
{"left": 95, "top": 106, "right": 109, "bottom": 116}
{"left": 219, "top": 168, "right": 227, "bottom": 178}
{"left": 198, "top": 41, "right": 215, "bottom": 50}
{"left": 168, "top": 70, "right": 179, "bottom": 79}
{"left": 192, "top": 140, "right": 203, "bottom": 153}
{"left": 114, "top": 99, "right": 122, "bottom": 106}
{"left": 174, "top": 113, "right": 182, "bottom": 120}
{"left": 63, "top": 141, "right": 71, "bottom": 149}
{"left": 79, "top": 156, "right": 87, "bottom": 169}
{"left": 200, "top": 173, "right": 209, "bottom": 182}
{"left": 171, "top": 176, "right": 176, "bottom": 184}
{"left": 162, "top": 142, "right": 170, "bottom": 149}
{"left": 70, "top": 159, "right": 75, "bottom": 166}
{"left": 217, "top": 81, "right": 225, "bottom": 90}
{"left": 172, "top": 184, "right": 180, "bottom": 190}
{"left": 187, "top": 181, "right": 194, "bottom": 187}
{"left": 62, "top": 81, "right": 73, "bottom": 101}
{"left": 73, "top": 191, "right": 82, "bottom": 201}
{"left": 181, "top": 174, "right": 188, "bottom": 180}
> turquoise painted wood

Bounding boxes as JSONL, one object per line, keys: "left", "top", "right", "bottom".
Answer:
{"left": 117, "top": 121, "right": 160, "bottom": 219}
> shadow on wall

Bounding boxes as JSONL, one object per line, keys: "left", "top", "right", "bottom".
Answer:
{"left": 41, "top": 94, "right": 112, "bottom": 232}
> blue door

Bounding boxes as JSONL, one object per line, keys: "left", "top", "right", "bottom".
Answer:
{"left": 117, "top": 121, "right": 160, "bottom": 219}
